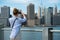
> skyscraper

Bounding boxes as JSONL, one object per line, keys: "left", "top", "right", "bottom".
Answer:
{"left": 59, "top": 10, "right": 60, "bottom": 13}
{"left": 45, "top": 7, "right": 53, "bottom": 26}
{"left": 0, "top": 7, "right": 1, "bottom": 17}
{"left": 38, "top": 6, "right": 41, "bottom": 19}
{"left": 48, "top": 7, "right": 53, "bottom": 25}
{"left": 53, "top": 13, "right": 60, "bottom": 25}
{"left": 1, "top": 6, "right": 10, "bottom": 18}
{"left": 27, "top": 3, "right": 35, "bottom": 27}
{"left": 0, "top": 6, "right": 10, "bottom": 27}
{"left": 53, "top": 5, "right": 57, "bottom": 15}
{"left": 37, "top": 6, "right": 41, "bottom": 25}
{"left": 40, "top": 7, "right": 45, "bottom": 25}
{"left": 44, "top": 8, "right": 47, "bottom": 26}
{"left": 37, "top": 6, "right": 45, "bottom": 25}
{"left": 55, "top": 5, "right": 57, "bottom": 15}
{"left": 27, "top": 3, "right": 35, "bottom": 19}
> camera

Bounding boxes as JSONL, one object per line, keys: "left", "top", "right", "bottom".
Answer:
{"left": 18, "top": 11, "right": 22, "bottom": 14}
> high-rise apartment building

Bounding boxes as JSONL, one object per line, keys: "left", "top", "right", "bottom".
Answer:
{"left": 0, "top": 6, "right": 10, "bottom": 27}
{"left": 27, "top": 3, "right": 35, "bottom": 19}
{"left": 27, "top": 3, "right": 35, "bottom": 27}
{"left": 1, "top": 6, "right": 10, "bottom": 18}
{"left": 45, "top": 7, "right": 53, "bottom": 26}
{"left": 45, "top": 8, "right": 51, "bottom": 26}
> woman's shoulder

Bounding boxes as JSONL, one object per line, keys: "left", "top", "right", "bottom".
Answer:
{"left": 9, "top": 17, "right": 14, "bottom": 21}
{"left": 18, "top": 17, "right": 21, "bottom": 20}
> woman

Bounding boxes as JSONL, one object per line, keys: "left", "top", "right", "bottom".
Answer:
{"left": 9, "top": 8, "right": 26, "bottom": 40}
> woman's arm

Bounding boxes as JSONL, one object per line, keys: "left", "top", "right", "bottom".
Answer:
{"left": 21, "top": 12, "right": 26, "bottom": 18}
{"left": 19, "top": 11, "right": 27, "bottom": 22}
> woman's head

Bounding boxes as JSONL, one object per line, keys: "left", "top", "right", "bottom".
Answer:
{"left": 13, "top": 8, "right": 18, "bottom": 16}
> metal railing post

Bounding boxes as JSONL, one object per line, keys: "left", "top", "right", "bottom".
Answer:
{"left": 42, "top": 27, "right": 53, "bottom": 40}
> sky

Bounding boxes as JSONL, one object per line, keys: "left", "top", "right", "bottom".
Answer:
{"left": 0, "top": 0, "right": 60, "bottom": 15}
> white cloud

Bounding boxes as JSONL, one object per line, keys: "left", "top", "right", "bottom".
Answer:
{"left": 6, "top": 0, "right": 32, "bottom": 5}
{"left": 48, "top": 0, "right": 59, "bottom": 4}
{"left": 11, "top": 0, "right": 29, "bottom": 3}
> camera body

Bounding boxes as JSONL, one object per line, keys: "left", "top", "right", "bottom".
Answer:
{"left": 18, "top": 11, "right": 22, "bottom": 14}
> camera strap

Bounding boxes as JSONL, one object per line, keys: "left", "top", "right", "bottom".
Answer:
{"left": 12, "top": 18, "right": 18, "bottom": 28}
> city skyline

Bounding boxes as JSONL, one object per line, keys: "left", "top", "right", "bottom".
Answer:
{"left": 0, "top": 2, "right": 60, "bottom": 26}
{"left": 0, "top": 0, "right": 60, "bottom": 15}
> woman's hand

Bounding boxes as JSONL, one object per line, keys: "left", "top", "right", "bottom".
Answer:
{"left": 21, "top": 12, "right": 26, "bottom": 18}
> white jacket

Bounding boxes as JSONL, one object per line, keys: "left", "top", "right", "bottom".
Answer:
{"left": 9, "top": 16, "right": 26, "bottom": 38}
{"left": 9, "top": 16, "right": 26, "bottom": 29}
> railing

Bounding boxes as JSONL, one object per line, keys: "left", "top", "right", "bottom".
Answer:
{"left": 50, "top": 30, "right": 60, "bottom": 32}
{"left": 0, "top": 27, "right": 60, "bottom": 40}
{"left": 21, "top": 29, "right": 43, "bottom": 32}
{"left": 1, "top": 28, "right": 43, "bottom": 32}
{"left": 42, "top": 27, "right": 60, "bottom": 40}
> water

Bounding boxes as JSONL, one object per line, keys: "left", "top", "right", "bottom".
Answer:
{"left": 53, "top": 27, "right": 60, "bottom": 40}
{"left": 21, "top": 27, "right": 60, "bottom": 40}
{"left": 1, "top": 27, "right": 60, "bottom": 40}
{"left": 21, "top": 27, "right": 42, "bottom": 40}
